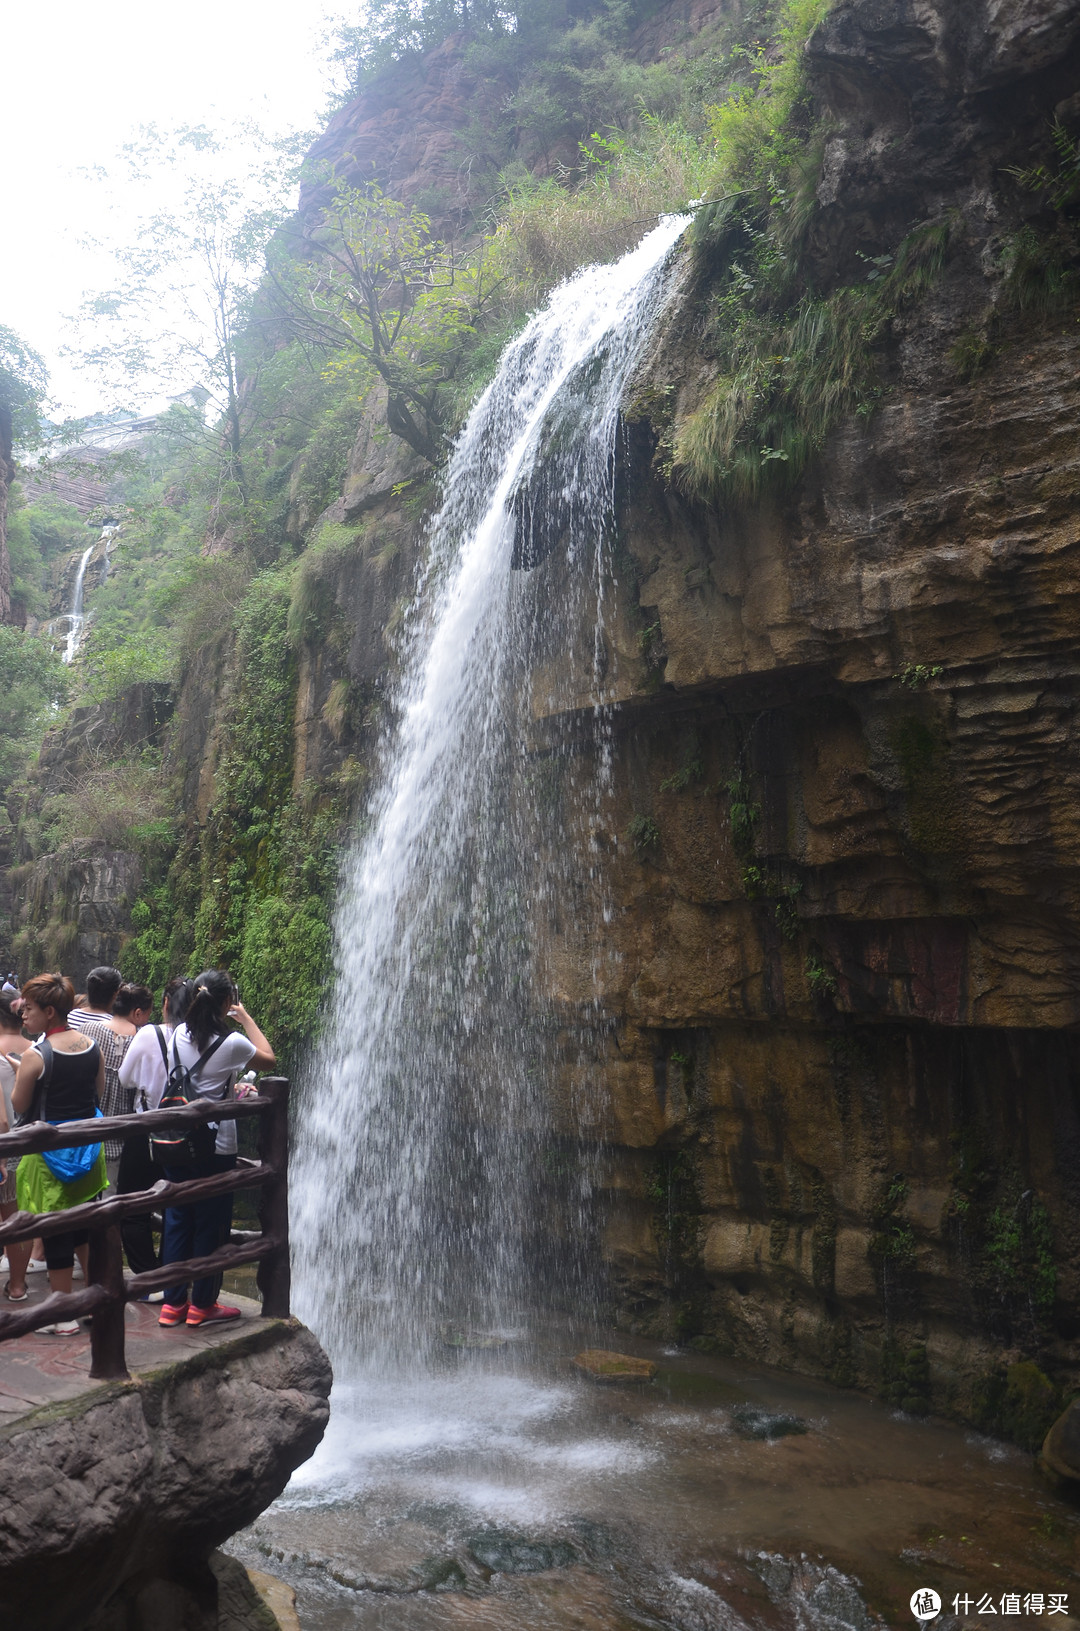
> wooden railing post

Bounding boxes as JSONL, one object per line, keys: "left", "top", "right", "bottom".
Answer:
{"left": 255, "top": 1078, "right": 290, "bottom": 1319}
{"left": 88, "top": 1223, "right": 129, "bottom": 1380}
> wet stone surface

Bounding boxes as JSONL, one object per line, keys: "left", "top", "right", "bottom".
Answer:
{"left": 223, "top": 1331, "right": 1080, "bottom": 1631}
{"left": 0, "top": 1290, "right": 266, "bottom": 1424}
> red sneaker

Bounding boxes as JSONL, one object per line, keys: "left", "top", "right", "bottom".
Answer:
{"left": 158, "top": 1303, "right": 189, "bottom": 1327}
{"left": 186, "top": 1302, "right": 241, "bottom": 1328}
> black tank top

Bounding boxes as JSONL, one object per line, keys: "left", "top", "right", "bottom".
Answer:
{"left": 42, "top": 1041, "right": 100, "bottom": 1123}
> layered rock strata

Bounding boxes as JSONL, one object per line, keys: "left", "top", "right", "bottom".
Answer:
{"left": 515, "top": 0, "right": 1080, "bottom": 1419}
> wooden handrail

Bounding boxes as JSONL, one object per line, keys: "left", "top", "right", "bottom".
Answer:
{"left": 0, "top": 1164, "right": 275, "bottom": 1243}
{"left": 0, "top": 1286, "right": 110, "bottom": 1340}
{"left": 0, "top": 1092, "right": 272, "bottom": 1157}
{"left": 125, "top": 1235, "right": 277, "bottom": 1297}
{"left": 0, "top": 1076, "right": 291, "bottom": 1381}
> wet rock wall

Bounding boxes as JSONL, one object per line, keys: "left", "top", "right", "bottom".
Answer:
{"left": 518, "top": 0, "right": 1080, "bottom": 1414}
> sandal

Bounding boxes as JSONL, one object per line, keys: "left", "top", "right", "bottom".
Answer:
{"left": 3, "top": 1282, "right": 27, "bottom": 1302}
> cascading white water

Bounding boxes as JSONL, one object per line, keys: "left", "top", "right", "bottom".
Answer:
{"left": 62, "top": 544, "right": 96, "bottom": 664}
{"left": 293, "top": 215, "right": 689, "bottom": 1376}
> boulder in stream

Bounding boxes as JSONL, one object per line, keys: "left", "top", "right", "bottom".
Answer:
{"left": 573, "top": 1348, "right": 657, "bottom": 1382}
{"left": 1041, "top": 1399, "right": 1080, "bottom": 1487}
{"left": 0, "top": 1318, "right": 331, "bottom": 1631}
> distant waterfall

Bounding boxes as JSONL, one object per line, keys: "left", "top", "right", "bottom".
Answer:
{"left": 61, "top": 523, "right": 118, "bottom": 664}
{"left": 62, "top": 545, "right": 95, "bottom": 665}
{"left": 293, "top": 216, "right": 689, "bottom": 1375}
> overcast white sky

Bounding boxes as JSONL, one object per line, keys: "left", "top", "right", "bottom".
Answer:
{"left": 3, "top": 0, "right": 346, "bottom": 415}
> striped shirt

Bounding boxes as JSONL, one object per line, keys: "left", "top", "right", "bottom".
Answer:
{"left": 80, "top": 1021, "right": 135, "bottom": 1160}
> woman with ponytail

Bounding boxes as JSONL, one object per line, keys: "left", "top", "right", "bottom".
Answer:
{"left": 158, "top": 970, "right": 275, "bottom": 1329}
{"left": 115, "top": 976, "right": 193, "bottom": 1280}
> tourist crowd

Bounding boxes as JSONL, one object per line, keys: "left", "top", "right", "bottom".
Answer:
{"left": 0, "top": 965, "right": 275, "bottom": 1335}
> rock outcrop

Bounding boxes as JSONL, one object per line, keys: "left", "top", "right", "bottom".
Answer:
{"left": 4, "top": 681, "right": 173, "bottom": 981}
{"left": 506, "top": 0, "right": 1080, "bottom": 1422}
{"left": 0, "top": 1320, "right": 331, "bottom": 1631}
{"left": 1041, "top": 1397, "right": 1080, "bottom": 1485}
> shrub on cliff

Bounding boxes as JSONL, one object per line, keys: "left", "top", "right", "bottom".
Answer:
{"left": 654, "top": 0, "right": 965, "bottom": 507}
{"left": 3, "top": 488, "right": 88, "bottom": 621}
{"left": 673, "top": 218, "right": 951, "bottom": 505}
{"left": 0, "top": 625, "right": 69, "bottom": 794}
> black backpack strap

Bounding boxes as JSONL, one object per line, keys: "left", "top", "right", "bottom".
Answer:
{"left": 170, "top": 1031, "right": 229, "bottom": 1088}
{"left": 152, "top": 1025, "right": 169, "bottom": 1069}
{"left": 191, "top": 1034, "right": 229, "bottom": 1081}
{"left": 37, "top": 1038, "right": 54, "bottom": 1119}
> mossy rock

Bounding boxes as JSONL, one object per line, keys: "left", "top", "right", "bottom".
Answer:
{"left": 972, "top": 1360, "right": 1060, "bottom": 1451}
{"left": 1040, "top": 1398, "right": 1080, "bottom": 1486}
{"left": 573, "top": 1348, "right": 657, "bottom": 1382}
{"left": 730, "top": 1406, "right": 808, "bottom": 1440}
{"left": 466, "top": 1531, "right": 578, "bottom": 1574}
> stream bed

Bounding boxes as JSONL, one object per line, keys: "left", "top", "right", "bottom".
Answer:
{"left": 224, "top": 1329, "right": 1080, "bottom": 1630}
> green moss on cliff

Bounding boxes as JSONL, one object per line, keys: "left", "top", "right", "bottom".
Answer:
{"left": 673, "top": 218, "right": 951, "bottom": 506}
{"left": 647, "top": 1145, "right": 708, "bottom": 1340}
{"left": 890, "top": 710, "right": 968, "bottom": 861}
{"left": 971, "top": 1360, "right": 1060, "bottom": 1451}
{"left": 947, "top": 1126, "right": 1058, "bottom": 1346}
{"left": 122, "top": 573, "right": 355, "bottom": 1067}
{"left": 881, "top": 1339, "right": 931, "bottom": 1416}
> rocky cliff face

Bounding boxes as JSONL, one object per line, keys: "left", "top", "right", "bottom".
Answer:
{"left": 10, "top": 0, "right": 1080, "bottom": 1432}
{"left": 277, "top": 0, "right": 1080, "bottom": 1423}
{"left": 5, "top": 681, "right": 173, "bottom": 981}
{"left": 510, "top": 0, "right": 1080, "bottom": 1421}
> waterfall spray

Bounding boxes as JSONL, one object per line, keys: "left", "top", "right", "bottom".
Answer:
{"left": 293, "top": 216, "right": 689, "bottom": 1377}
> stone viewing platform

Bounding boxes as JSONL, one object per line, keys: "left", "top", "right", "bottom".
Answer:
{"left": 0, "top": 1080, "right": 331, "bottom": 1630}
{"left": 0, "top": 1288, "right": 267, "bottom": 1424}
{"left": 0, "top": 1300, "right": 330, "bottom": 1631}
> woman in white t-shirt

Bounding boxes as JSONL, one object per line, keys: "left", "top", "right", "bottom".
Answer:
{"left": 158, "top": 970, "right": 275, "bottom": 1330}
{"left": 116, "top": 976, "right": 193, "bottom": 1279}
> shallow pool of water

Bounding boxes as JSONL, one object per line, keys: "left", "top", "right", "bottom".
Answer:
{"left": 226, "top": 1329, "right": 1080, "bottom": 1630}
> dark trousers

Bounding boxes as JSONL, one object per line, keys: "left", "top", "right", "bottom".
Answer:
{"left": 44, "top": 1229, "right": 88, "bottom": 1271}
{"left": 162, "top": 1154, "right": 235, "bottom": 1309}
{"left": 118, "top": 1137, "right": 165, "bottom": 1277}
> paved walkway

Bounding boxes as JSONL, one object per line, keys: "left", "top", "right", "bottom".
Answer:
{"left": 0, "top": 1283, "right": 264, "bottom": 1427}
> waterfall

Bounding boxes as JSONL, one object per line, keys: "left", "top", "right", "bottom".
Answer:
{"left": 62, "top": 544, "right": 96, "bottom": 665}
{"left": 293, "top": 215, "right": 689, "bottom": 1377}
{"left": 100, "top": 522, "right": 119, "bottom": 581}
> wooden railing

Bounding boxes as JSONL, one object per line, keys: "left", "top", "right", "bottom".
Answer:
{"left": 0, "top": 1077, "right": 290, "bottom": 1381}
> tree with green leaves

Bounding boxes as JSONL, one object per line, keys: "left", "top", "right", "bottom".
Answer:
{"left": 0, "top": 326, "right": 50, "bottom": 624}
{"left": 269, "top": 177, "right": 502, "bottom": 463}
{"left": 327, "top": 0, "right": 532, "bottom": 95}
{"left": 0, "top": 326, "right": 48, "bottom": 452}
{"left": 0, "top": 623, "right": 69, "bottom": 790}
{"left": 71, "top": 123, "right": 308, "bottom": 521}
